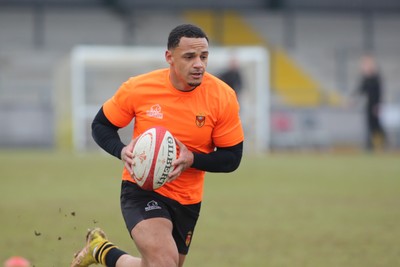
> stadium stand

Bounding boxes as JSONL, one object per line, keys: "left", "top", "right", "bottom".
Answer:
{"left": 185, "top": 10, "right": 342, "bottom": 107}
{"left": 0, "top": 1, "right": 399, "bottom": 150}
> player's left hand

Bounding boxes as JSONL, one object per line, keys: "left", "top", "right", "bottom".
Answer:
{"left": 168, "top": 138, "right": 194, "bottom": 182}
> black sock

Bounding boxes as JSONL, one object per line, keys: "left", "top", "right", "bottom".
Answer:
{"left": 104, "top": 247, "right": 128, "bottom": 267}
{"left": 94, "top": 241, "right": 127, "bottom": 266}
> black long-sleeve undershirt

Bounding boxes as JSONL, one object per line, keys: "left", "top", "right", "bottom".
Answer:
{"left": 191, "top": 143, "right": 243, "bottom": 172}
{"left": 91, "top": 108, "right": 125, "bottom": 159}
{"left": 91, "top": 107, "right": 243, "bottom": 173}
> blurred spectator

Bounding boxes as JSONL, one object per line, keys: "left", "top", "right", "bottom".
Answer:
{"left": 356, "top": 54, "right": 386, "bottom": 151}
{"left": 218, "top": 55, "right": 243, "bottom": 99}
{"left": 3, "top": 256, "right": 31, "bottom": 267}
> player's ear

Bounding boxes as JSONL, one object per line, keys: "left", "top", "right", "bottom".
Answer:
{"left": 165, "top": 50, "right": 173, "bottom": 65}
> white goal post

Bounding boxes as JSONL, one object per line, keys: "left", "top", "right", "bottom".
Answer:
{"left": 70, "top": 45, "right": 270, "bottom": 153}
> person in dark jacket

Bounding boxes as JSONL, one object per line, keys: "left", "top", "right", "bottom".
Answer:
{"left": 218, "top": 55, "right": 243, "bottom": 98}
{"left": 357, "top": 54, "right": 386, "bottom": 150}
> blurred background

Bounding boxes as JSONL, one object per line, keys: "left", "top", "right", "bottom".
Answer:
{"left": 1, "top": 0, "right": 400, "bottom": 153}
{"left": 1, "top": 2, "right": 400, "bottom": 266}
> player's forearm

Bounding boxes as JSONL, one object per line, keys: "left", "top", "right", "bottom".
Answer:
{"left": 191, "top": 142, "right": 243, "bottom": 173}
{"left": 91, "top": 107, "right": 125, "bottom": 159}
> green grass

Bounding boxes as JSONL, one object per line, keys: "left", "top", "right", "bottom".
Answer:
{"left": 1, "top": 151, "right": 399, "bottom": 266}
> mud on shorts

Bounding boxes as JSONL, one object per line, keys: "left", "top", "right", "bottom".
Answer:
{"left": 120, "top": 180, "right": 201, "bottom": 255}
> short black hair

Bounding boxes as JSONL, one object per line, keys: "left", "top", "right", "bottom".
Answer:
{"left": 167, "top": 24, "right": 209, "bottom": 49}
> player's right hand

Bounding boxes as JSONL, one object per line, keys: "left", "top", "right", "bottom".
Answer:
{"left": 121, "top": 139, "right": 135, "bottom": 175}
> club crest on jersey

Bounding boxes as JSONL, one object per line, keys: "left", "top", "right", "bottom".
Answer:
{"left": 195, "top": 113, "right": 206, "bottom": 128}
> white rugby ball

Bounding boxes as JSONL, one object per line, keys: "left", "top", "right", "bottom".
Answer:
{"left": 131, "top": 126, "right": 177, "bottom": 191}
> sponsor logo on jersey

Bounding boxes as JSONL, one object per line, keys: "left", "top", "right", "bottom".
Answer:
{"left": 146, "top": 104, "right": 163, "bottom": 119}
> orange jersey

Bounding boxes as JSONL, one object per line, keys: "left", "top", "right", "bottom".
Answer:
{"left": 103, "top": 68, "right": 244, "bottom": 204}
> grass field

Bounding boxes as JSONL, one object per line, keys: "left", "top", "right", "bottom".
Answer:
{"left": 1, "top": 150, "right": 399, "bottom": 267}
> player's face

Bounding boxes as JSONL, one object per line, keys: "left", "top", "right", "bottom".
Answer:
{"left": 166, "top": 37, "right": 209, "bottom": 92}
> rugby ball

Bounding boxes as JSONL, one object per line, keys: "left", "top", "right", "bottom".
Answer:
{"left": 131, "top": 126, "right": 177, "bottom": 191}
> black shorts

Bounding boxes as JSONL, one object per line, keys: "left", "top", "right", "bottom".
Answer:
{"left": 120, "top": 181, "right": 201, "bottom": 255}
